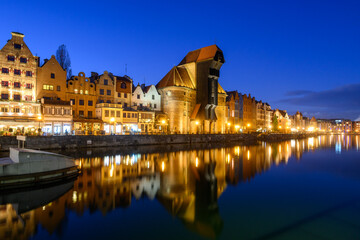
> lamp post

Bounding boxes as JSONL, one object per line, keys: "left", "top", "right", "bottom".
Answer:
{"left": 37, "top": 116, "right": 42, "bottom": 135}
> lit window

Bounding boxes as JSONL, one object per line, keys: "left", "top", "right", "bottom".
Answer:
{"left": 74, "top": 89, "right": 78, "bottom": 94}
{"left": 80, "top": 90, "right": 83, "bottom": 94}
{"left": 43, "top": 85, "right": 54, "bottom": 90}
{"left": 85, "top": 90, "right": 88, "bottom": 94}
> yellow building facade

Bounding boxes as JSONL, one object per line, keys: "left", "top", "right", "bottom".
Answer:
{"left": 66, "top": 72, "right": 101, "bottom": 134}
{"left": 0, "top": 32, "right": 41, "bottom": 135}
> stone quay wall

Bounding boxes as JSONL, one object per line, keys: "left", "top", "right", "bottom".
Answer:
{"left": 0, "top": 133, "right": 318, "bottom": 151}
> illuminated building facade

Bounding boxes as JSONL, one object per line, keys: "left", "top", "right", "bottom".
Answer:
{"left": 95, "top": 103, "right": 123, "bottom": 134}
{"left": 273, "top": 109, "right": 291, "bottom": 132}
{"left": 353, "top": 121, "right": 360, "bottom": 133}
{"left": 66, "top": 72, "right": 101, "bottom": 134}
{"left": 0, "top": 32, "right": 41, "bottom": 134}
{"left": 157, "top": 45, "right": 227, "bottom": 134}
{"left": 241, "top": 93, "right": 256, "bottom": 132}
{"left": 37, "top": 55, "right": 72, "bottom": 135}
{"left": 115, "top": 75, "right": 132, "bottom": 107}
{"left": 132, "top": 84, "right": 161, "bottom": 111}
{"left": 226, "top": 91, "right": 240, "bottom": 133}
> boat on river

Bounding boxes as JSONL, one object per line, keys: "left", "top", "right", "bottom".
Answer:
{"left": 0, "top": 148, "right": 79, "bottom": 190}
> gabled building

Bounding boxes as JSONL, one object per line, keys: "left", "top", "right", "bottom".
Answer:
{"left": 132, "top": 84, "right": 161, "bottom": 111}
{"left": 90, "top": 71, "right": 117, "bottom": 104}
{"left": 241, "top": 93, "right": 256, "bottom": 132}
{"left": 66, "top": 72, "right": 101, "bottom": 134}
{"left": 255, "top": 100, "right": 265, "bottom": 131}
{"left": 273, "top": 109, "right": 291, "bottom": 132}
{"left": 0, "top": 32, "right": 41, "bottom": 135}
{"left": 37, "top": 55, "right": 72, "bottom": 135}
{"left": 115, "top": 75, "right": 132, "bottom": 108}
{"left": 156, "top": 45, "right": 227, "bottom": 134}
{"left": 226, "top": 91, "right": 240, "bottom": 133}
{"left": 264, "top": 103, "right": 272, "bottom": 130}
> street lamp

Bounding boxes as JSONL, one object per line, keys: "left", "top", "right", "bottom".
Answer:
{"left": 161, "top": 119, "right": 166, "bottom": 134}
{"left": 37, "top": 116, "right": 42, "bottom": 135}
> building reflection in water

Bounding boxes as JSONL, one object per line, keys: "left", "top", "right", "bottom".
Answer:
{"left": 0, "top": 135, "right": 359, "bottom": 239}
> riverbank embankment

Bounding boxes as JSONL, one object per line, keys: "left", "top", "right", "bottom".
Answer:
{"left": 0, "top": 133, "right": 320, "bottom": 151}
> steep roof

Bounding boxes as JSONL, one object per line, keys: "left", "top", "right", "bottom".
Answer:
{"left": 156, "top": 66, "right": 195, "bottom": 89}
{"left": 278, "top": 110, "right": 287, "bottom": 117}
{"left": 179, "top": 45, "right": 224, "bottom": 65}
{"left": 116, "top": 76, "right": 132, "bottom": 83}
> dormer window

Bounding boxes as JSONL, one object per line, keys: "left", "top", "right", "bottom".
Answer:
{"left": 7, "top": 55, "right": 15, "bottom": 61}
{"left": 20, "top": 57, "right": 27, "bottom": 63}
{"left": 14, "top": 43, "right": 21, "bottom": 49}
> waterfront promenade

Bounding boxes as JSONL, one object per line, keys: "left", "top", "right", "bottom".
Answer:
{"left": 0, "top": 133, "right": 320, "bottom": 151}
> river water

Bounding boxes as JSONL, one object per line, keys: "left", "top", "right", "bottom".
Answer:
{"left": 1, "top": 135, "right": 360, "bottom": 239}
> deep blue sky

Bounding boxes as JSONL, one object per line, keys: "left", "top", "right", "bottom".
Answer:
{"left": 1, "top": 0, "right": 359, "bottom": 120}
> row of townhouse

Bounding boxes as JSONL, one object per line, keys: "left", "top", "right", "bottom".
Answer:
{"left": 0, "top": 32, "right": 162, "bottom": 135}
{"left": 225, "top": 91, "right": 280, "bottom": 133}
{"left": 225, "top": 91, "right": 359, "bottom": 134}
{"left": 1, "top": 32, "right": 357, "bottom": 136}
{"left": 0, "top": 32, "right": 228, "bottom": 135}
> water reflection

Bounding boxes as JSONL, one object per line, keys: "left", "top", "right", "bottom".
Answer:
{"left": 0, "top": 135, "right": 359, "bottom": 239}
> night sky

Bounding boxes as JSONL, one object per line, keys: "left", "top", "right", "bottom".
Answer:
{"left": 1, "top": 0, "right": 359, "bottom": 120}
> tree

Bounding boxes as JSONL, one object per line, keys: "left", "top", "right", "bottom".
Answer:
{"left": 272, "top": 115, "right": 278, "bottom": 131}
{"left": 56, "top": 44, "right": 72, "bottom": 79}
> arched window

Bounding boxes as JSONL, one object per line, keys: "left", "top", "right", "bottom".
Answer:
{"left": 121, "top": 82, "right": 126, "bottom": 89}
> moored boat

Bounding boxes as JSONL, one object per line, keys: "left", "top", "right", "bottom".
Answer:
{"left": 0, "top": 148, "right": 79, "bottom": 190}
